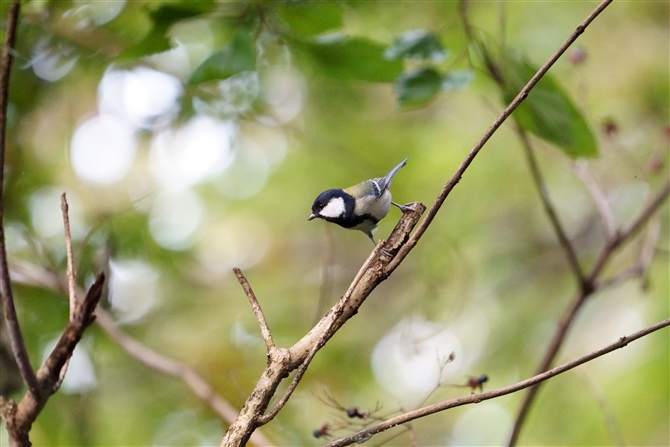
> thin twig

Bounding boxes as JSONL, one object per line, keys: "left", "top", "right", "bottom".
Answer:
{"left": 507, "top": 179, "right": 670, "bottom": 446}
{"left": 60, "top": 193, "right": 77, "bottom": 320}
{"left": 516, "top": 124, "right": 586, "bottom": 286}
{"left": 386, "top": 0, "right": 615, "bottom": 274}
{"left": 326, "top": 317, "right": 670, "bottom": 447}
{"left": 0, "top": 0, "right": 39, "bottom": 396}
{"left": 54, "top": 193, "right": 77, "bottom": 392}
{"left": 233, "top": 267, "right": 275, "bottom": 352}
{"left": 573, "top": 161, "right": 616, "bottom": 239}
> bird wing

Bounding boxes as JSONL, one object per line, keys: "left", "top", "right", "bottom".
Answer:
{"left": 345, "top": 180, "right": 379, "bottom": 199}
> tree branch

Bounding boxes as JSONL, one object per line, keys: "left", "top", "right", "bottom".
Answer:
{"left": 0, "top": 0, "right": 39, "bottom": 397}
{"left": 508, "top": 179, "right": 670, "bottom": 446}
{"left": 52, "top": 193, "right": 78, "bottom": 393}
{"left": 60, "top": 193, "right": 77, "bottom": 320}
{"left": 220, "top": 203, "right": 425, "bottom": 447}
{"left": 221, "top": 3, "right": 616, "bottom": 445}
{"left": 233, "top": 268, "right": 275, "bottom": 352}
{"left": 6, "top": 264, "right": 274, "bottom": 447}
{"left": 4, "top": 273, "right": 104, "bottom": 446}
{"left": 516, "top": 124, "right": 586, "bottom": 286}
{"left": 326, "top": 317, "right": 670, "bottom": 447}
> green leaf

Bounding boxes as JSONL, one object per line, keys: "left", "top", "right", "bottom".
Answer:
{"left": 120, "top": 2, "right": 217, "bottom": 59}
{"left": 276, "top": 3, "right": 343, "bottom": 37}
{"left": 502, "top": 51, "right": 597, "bottom": 158}
{"left": 442, "top": 69, "right": 475, "bottom": 91}
{"left": 299, "top": 35, "right": 403, "bottom": 82}
{"left": 188, "top": 30, "right": 257, "bottom": 85}
{"left": 384, "top": 29, "right": 448, "bottom": 62}
{"left": 395, "top": 67, "right": 442, "bottom": 107}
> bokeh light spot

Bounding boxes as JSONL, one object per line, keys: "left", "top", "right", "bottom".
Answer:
{"left": 371, "top": 317, "right": 464, "bottom": 407}
{"left": 70, "top": 115, "right": 137, "bottom": 185}
{"left": 150, "top": 116, "right": 235, "bottom": 190}
{"left": 109, "top": 259, "right": 160, "bottom": 323}
{"left": 149, "top": 189, "right": 205, "bottom": 251}
{"left": 99, "top": 67, "right": 183, "bottom": 130}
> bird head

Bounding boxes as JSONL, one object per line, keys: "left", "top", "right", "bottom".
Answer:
{"left": 308, "top": 189, "right": 350, "bottom": 222}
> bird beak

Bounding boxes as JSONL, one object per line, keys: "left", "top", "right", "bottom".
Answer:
{"left": 308, "top": 213, "right": 317, "bottom": 221}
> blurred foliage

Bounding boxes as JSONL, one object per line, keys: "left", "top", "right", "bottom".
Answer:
{"left": 1, "top": 1, "right": 668, "bottom": 446}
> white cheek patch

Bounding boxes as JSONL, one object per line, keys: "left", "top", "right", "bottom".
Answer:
{"left": 319, "top": 197, "right": 346, "bottom": 218}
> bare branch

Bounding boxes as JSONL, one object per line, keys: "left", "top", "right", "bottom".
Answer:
{"left": 0, "top": 0, "right": 39, "bottom": 397}
{"left": 54, "top": 193, "right": 77, "bottom": 393}
{"left": 221, "top": 203, "right": 425, "bottom": 447}
{"left": 326, "top": 317, "right": 670, "bottom": 447}
{"left": 221, "top": 3, "right": 618, "bottom": 445}
{"left": 60, "top": 193, "right": 77, "bottom": 320}
{"left": 516, "top": 124, "right": 585, "bottom": 285}
{"left": 5, "top": 273, "right": 104, "bottom": 446}
{"left": 508, "top": 179, "right": 669, "bottom": 446}
{"left": 7, "top": 264, "right": 275, "bottom": 447}
{"left": 37, "top": 274, "right": 104, "bottom": 388}
{"left": 233, "top": 267, "right": 275, "bottom": 352}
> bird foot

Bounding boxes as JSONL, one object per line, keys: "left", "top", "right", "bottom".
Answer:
{"left": 392, "top": 202, "right": 414, "bottom": 213}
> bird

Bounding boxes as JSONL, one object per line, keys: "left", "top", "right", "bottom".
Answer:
{"left": 308, "top": 158, "right": 408, "bottom": 245}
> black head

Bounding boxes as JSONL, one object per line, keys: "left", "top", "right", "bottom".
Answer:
{"left": 308, "top": 189, "right": 354, "bottom": 224}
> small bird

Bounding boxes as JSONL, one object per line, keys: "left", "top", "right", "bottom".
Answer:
{"left": 308, "top": 158, "right": 408, "bottom": 245}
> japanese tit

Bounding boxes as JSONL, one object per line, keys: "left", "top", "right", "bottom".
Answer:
{"left": 308, "top": 158, "right": 408, "bottom": 244}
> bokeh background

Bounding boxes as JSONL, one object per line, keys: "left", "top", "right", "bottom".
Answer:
{"left": 1, "top": 1, "right": 668, "bottom": 446}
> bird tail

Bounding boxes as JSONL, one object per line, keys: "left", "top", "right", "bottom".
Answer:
{"left": 377, "top": 157, "right": 408, "bottom": 192}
